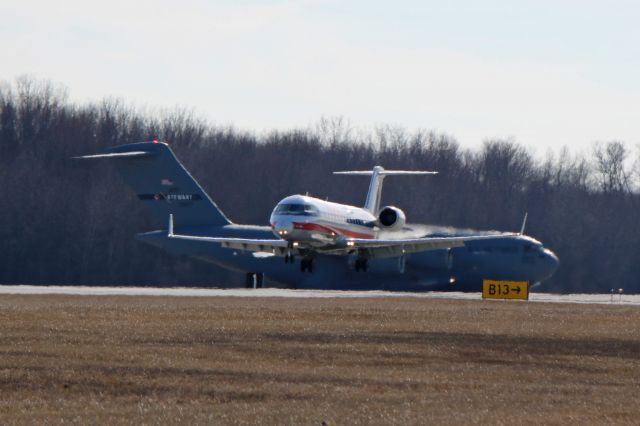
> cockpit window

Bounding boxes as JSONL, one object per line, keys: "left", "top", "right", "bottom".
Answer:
{"left": 274, "top": 203, "right": 319, "bottom": 216}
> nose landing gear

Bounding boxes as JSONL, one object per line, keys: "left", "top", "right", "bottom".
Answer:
{"left": 284, "top": 242, "right": 295, "bottom": 264}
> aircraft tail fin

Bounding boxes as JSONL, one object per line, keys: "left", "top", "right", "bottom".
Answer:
{"left": 75, "top": 141, "right": 232, "bottom": 228}
{"left": 334, "top": 166, "right": 437, "bottom": 213}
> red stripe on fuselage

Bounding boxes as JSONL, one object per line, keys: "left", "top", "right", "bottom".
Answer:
{"left": 293, "top": 222, "right": 374, "bottom": 239}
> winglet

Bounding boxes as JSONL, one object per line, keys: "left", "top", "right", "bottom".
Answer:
{"left": 168, "top": 214, "right": 174, "bottom": 238}
{"left": 519, "top": 212, "right": 528, "bottom": 235}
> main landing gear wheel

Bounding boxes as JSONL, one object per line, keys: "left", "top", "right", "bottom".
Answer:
{"left": 354, "top": 258, "right": 368, "bottom": 272}
{"left": 300, "top": 258, "right": 314, "bottom": 273}
{"left": 245, "top": 272, "right": 264, "bottom": 288}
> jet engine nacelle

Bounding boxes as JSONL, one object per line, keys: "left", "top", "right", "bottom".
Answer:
{"left": 377, "top": 206, "right": 406, "bottom": 231}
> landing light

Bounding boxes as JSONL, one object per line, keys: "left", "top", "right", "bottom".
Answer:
{"left": 449, "top": 277, "right": 456, "bottom": 284}
{"left": 292, "top": 242, "right": 299, "bottom": 247}
{"left": 347, "top": 241, "right": 355, "bottom": 247}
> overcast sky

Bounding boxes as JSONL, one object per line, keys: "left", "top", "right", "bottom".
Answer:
{"left": 2, "top": 0, "right": 639, "bottom": 152}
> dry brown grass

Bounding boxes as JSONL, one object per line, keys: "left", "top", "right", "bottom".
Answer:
{"left": 0, "top": 295, "right": 638, "bottom": 425}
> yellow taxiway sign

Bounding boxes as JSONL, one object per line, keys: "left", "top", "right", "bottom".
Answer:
{"left": 482, "top": 280, "right": 529, "bottom": 300}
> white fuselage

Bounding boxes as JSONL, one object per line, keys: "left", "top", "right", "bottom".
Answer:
{"left": 270, "top": 195, "right": 377, "bottom": 246}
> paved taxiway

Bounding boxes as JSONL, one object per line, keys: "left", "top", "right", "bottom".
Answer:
{"left": 0, "top": 285, "right": 637, "bottom": 305}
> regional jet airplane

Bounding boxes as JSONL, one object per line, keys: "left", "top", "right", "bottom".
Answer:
{"left": 77, "top": 141, "right": 559, "bottom": 291}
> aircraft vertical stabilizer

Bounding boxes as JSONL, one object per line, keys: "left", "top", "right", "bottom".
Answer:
{"left": 334, "top": 166, "right": 438, "bottom": 213}
{"left": 75, "top": 142, "right": 231, "bottom": 228}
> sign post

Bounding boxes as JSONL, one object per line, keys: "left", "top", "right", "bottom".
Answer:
{"left": 482, "top": 280, "right": 529, "bottom": 300}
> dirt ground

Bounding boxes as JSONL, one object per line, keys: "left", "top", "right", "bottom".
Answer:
{"left": 0, "top": 295, "right": 638, "bottom": 425}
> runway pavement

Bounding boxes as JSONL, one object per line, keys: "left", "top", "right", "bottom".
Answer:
{"left": 0, "top": 285, "right": 638, "bottom": 305}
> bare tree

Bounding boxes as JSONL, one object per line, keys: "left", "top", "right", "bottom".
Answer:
{"left": 1, "top": 76, "right": 640, "bottom": 293}
{"left": 592, "top": 141, "right": 630, "bottom": 194}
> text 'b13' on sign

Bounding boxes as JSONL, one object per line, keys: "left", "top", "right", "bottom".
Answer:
{"left": 482, "top": 280, "right": 529, "bottom": 300}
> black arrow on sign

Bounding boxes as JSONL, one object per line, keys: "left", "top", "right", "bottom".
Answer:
{"left": 513, "top": 286, "right": 521, "bottom": 294}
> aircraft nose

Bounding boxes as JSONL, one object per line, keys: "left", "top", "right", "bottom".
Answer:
{"left": 271, "top": 218, "right": 293, "bottom": 237}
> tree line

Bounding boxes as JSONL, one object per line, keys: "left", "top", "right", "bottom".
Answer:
{"left": 1, "top": 77, "right": 638, "bottom": 293}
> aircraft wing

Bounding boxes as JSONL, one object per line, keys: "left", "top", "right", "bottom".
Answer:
{"left": 169, "top": 232, "right": 516, "bottom": 259}
{"left": 346, "top": 234, "right": 516, "bottom": 259}
{"left": 169, "top": 233, "right": 291, "bottom": 254}
{"left": 166, "top": 214, "right": 292, "bottom": 255}
{"left": 167, "top": 214, "right": 515, "bottom": 258}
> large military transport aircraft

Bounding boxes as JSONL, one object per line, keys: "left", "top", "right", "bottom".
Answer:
{"left": 78, "top": 141, "right": 559, "bottom": 291}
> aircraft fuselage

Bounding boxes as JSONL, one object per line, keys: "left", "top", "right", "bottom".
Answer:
{"left": 270, "top": 195, "right": 377, "bottom": 245}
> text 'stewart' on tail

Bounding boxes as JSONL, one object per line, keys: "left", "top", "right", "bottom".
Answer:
{"left": 76, "top": 141, "right": 231, "bottom": 228}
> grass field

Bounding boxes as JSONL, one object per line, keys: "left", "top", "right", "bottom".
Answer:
{"left": 0, "top": 294, "right": 638, "bottom": 425}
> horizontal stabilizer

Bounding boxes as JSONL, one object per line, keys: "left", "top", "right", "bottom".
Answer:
{"left": 333, "top": 170, "right": 438, "bottom": 176}
{"left": 334, "top": 165, "right": 438, "bottom": 213}
{"left": 73, "top": 151, "right": 155, "bottom": 160}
